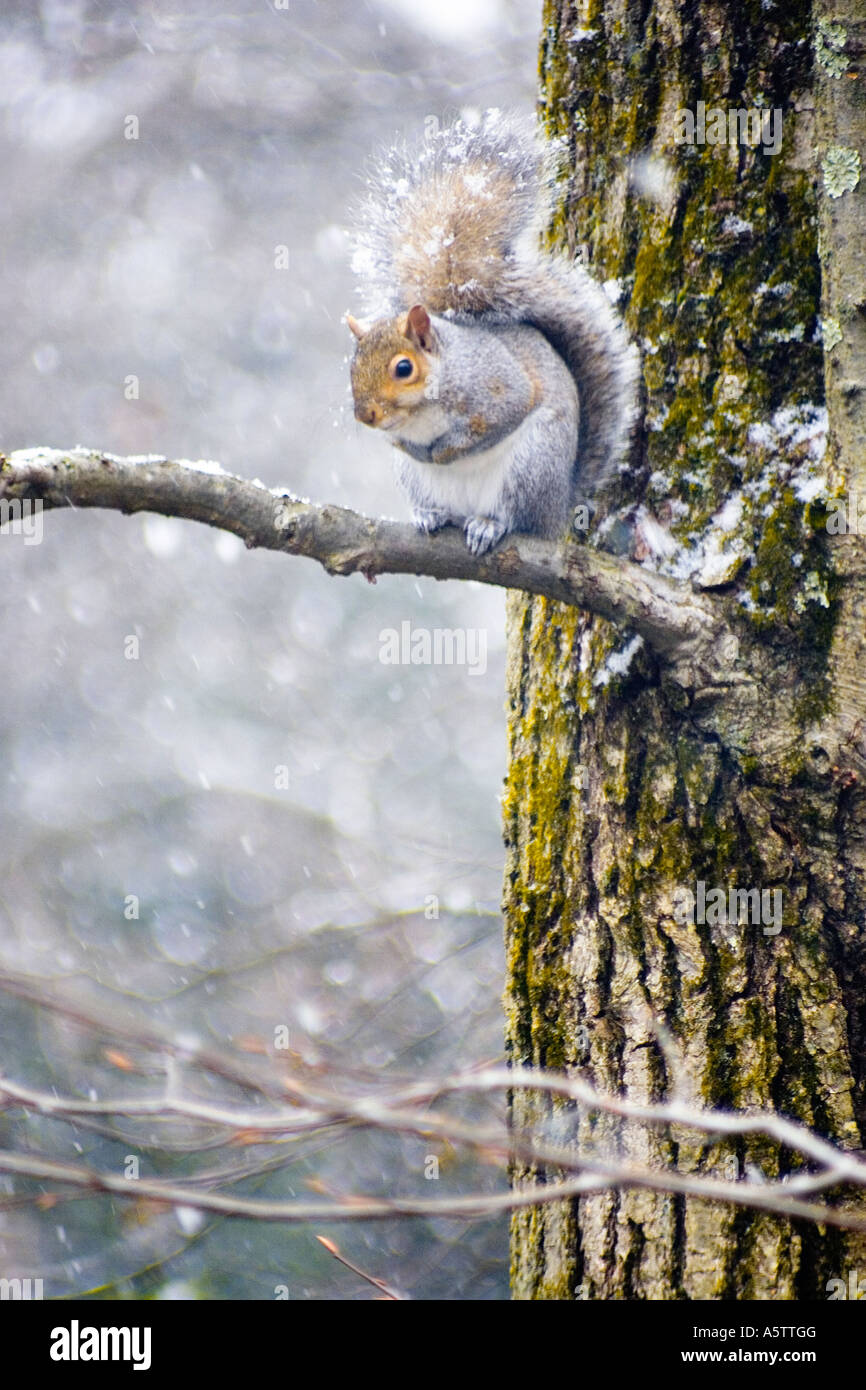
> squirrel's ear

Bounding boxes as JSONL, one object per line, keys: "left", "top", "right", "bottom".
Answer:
{"left": 404, "top": 304, "right": 435, "bottom": 351}
{"left": 345, "top": 313, "right": 368, "bottom": 340}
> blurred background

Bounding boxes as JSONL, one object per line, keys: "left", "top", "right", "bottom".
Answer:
{"left": 0, "top": 0, "right": 539, "bottom": 1299}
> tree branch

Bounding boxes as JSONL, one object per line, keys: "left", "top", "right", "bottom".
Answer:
{"left": 0, "top": 447, "right": 731, "bottom": 670}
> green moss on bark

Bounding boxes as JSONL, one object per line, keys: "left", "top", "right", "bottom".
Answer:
{"left": 508, "top": 0, "right": 862, "bottom": 1300}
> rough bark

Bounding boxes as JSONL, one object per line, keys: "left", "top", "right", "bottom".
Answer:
{"left": 505, "top": 0, "right": 866, "bottom": 1299}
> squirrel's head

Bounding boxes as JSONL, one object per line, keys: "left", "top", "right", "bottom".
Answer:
{"left": 346, "top": 304, "right": 438, "bottom": 431}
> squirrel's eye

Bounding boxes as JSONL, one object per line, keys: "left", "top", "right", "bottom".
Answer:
{"left": 389, "top": 356, "right": 417, "bottom": 381}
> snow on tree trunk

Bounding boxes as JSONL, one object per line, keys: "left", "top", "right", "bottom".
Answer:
{"left": 505, "top": 0, "right": 866, "bottom": 1299}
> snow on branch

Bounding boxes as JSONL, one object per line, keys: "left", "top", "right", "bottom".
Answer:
{"left": 0, "top": 447, "right": 732, "bottom": 670}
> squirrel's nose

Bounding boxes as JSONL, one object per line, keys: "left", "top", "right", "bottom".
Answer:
{"left": 355, "top": 402, "right": 383, "bottom": 427}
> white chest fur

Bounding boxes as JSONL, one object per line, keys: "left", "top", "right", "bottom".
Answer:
{"left": 390, "top": 403, "right": 451, "bottom": 446}
{"left": 404, "top": 417, "right": 533, "bottom": 517}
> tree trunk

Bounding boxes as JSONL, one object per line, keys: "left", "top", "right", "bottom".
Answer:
{"left": 505, "top": 0, "right": 866, "bottom": 1299}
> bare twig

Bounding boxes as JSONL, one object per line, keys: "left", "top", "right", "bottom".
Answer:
{"left": 3, "top": 1049, "right": 866, "bottom": 1231}
{"left": 315, "top": 1236, "right": 407, "bottom": 1300}
{"left": 0, "top": 1142, "right": 863, "bottom": 1231}
{"left": 3, "top": 969, "right": 865, "bottom": 1231}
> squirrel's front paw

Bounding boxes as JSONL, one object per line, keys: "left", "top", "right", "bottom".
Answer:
{"left": 464, "top": 516, "right": 507, "bottom": 555}
{"left": 412, "top": 508, "right": 450, "bottom": 535}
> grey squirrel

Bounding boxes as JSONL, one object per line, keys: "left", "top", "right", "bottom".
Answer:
{"left": 346, "top": 110, "right": 639, "bottom": 555}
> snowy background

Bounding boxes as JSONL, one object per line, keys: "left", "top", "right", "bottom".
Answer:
{"left": 0, "top": 0, "right": 539, "bottom": 1299}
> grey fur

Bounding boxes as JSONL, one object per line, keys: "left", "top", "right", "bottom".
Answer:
{"left": 350, "top": 110, "right": 640, "bottom": 549}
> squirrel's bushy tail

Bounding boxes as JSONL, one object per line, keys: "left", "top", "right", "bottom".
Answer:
{"left": 351, "top": 109, "right": 640, "bottom": 492}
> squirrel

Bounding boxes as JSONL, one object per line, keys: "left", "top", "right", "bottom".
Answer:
{"left": 345, "top": 110, "right": 640, "bottom": 556}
